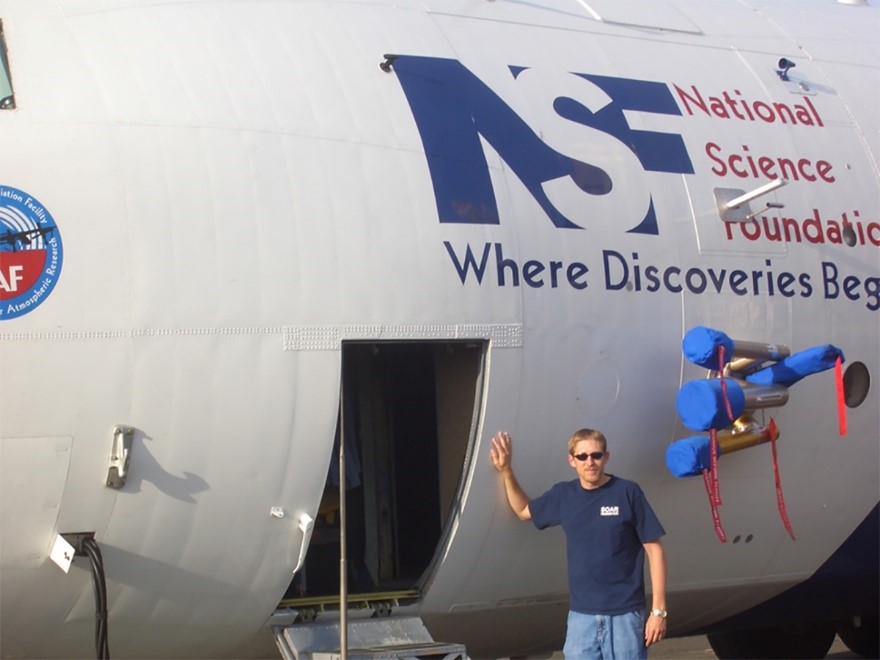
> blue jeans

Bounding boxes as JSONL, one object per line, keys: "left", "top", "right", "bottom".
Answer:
{"left": 563, "top": 609, "right": 647, "bottom": 659}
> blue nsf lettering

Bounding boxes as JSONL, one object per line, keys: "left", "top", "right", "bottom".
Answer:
{"left": 602, "top": 251, "right": 877, "bottom": 310}
{"left": 394, "top": 56, "right": 693, "bottom": 235}
{"left": 822, "top": 261, "right": 880, "bottom": 311}
{"left": 444, "top": 242, "right": 588, "bottom": 289}
{"left": 443, "top": 243, "right": 880, "bottom": 310}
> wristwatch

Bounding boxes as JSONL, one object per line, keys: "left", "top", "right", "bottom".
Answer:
{"left": 650, "top": 609, "right": 668, "bottom": 618}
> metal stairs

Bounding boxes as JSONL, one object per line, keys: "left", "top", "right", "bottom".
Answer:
{"left": 274, "top": 615, "right": 468, "bottom": 660}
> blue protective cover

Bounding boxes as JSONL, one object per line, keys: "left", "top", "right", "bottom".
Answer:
{"left": 682, "top": 326, "right": 735, "bottom": 369}
{"left": 745, "top": 345, "right": 844, "bottom": 388}
{"left": 676, "top": 378, "right": 745, "bottom": 431}
{"left": 666, "top": 435, "right": 718, "bottom": 477}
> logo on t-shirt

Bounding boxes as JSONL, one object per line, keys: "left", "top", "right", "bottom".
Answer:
{"left": 600, "top": 506, "right": 620, "bottom": 516}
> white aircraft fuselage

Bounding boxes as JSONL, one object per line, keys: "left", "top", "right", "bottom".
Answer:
{"left": 0, "top": 0, "right": 877, "bottom": 658}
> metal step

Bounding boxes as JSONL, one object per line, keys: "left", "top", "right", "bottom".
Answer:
{"left": 274, "top": 616, "right": 467, "bottom": 660}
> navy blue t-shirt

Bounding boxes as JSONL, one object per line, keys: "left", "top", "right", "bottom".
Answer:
{"left": 530, "top": 475, "right": 665, "bottom": 615}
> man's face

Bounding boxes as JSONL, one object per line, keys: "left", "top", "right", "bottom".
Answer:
{"left": 568, "top": 438, "right": 609, "bottom": 488}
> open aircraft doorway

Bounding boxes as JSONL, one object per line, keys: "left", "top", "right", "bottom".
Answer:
{"left": 288, "top": 340, "right": 486, "bottom": 607}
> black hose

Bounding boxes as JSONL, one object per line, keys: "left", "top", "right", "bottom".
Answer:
{"left": 81, "top": 538, "right": 110, "bottom": 660}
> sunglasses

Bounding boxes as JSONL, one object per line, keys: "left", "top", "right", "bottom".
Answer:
{"left": 573, "top": 451, "right": 606, "bottom": 462}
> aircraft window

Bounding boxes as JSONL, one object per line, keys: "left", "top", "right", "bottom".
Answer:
{"left": 842, "top": 361, "right": 870, "bottom": 408}
{"left": 1, "top": 21, "right": 14, "bottom": 109}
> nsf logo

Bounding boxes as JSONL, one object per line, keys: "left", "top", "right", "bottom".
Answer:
{"left": 393, "top": 56, "right": 694, "bottom": 235}
{"left": 0, "top": 185, "right": 63, "bottom": 320}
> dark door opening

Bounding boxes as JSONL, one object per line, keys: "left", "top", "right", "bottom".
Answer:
{"left": 290, "top": 340, "right": 484, "bottom": 600}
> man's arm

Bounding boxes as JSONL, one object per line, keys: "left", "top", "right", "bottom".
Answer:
{"left": 490, "top": 431, "right": 532, "bottom": 521}
{"left": 643, "top": 539, "right": 668, "bottom": 646}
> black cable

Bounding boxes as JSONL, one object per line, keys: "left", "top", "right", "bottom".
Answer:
{"left": 81, "top": 538, "right": 110, "bottom": 660}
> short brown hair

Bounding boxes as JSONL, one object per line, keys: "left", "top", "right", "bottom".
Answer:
{"left": 568, "top": 428, "right": 607, "bottom": 455}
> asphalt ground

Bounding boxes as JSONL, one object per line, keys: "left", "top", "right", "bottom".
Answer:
{"left": 650, "top": 633, "right": 856, "bottom": 659}
{"left": 541, "top": 633, "right": 857, "bottom": 659}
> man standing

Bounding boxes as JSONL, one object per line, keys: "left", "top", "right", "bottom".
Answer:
{"left": 490, "top": 429, "right": 667, "bottom": 659}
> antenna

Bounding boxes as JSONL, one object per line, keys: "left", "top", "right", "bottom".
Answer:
{"left": 714, "top": 179, "right": 788, "bottom": 223}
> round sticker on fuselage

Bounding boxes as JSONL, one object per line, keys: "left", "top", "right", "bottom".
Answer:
{"left": 0, "top": 186, "right": 63, "bottom": 320}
